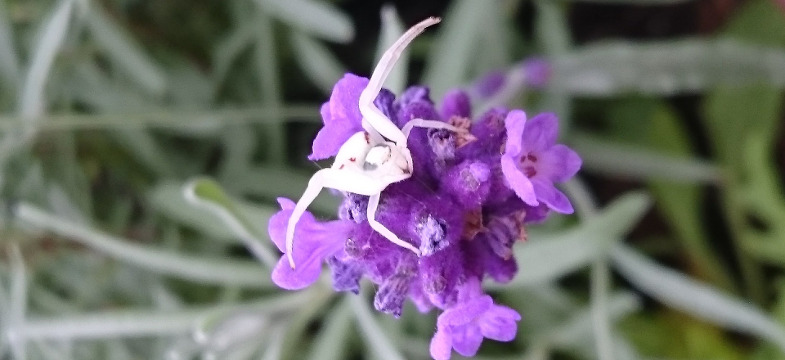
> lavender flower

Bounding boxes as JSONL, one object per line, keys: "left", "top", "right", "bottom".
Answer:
{"left": 501, "top": 111, "right": 582, "bottom": 214}
{"left": 430, "top": 279, "right": 521, "bottom": 360}
{"left": 268, "top": 69, "right": 581, "bottom": 359}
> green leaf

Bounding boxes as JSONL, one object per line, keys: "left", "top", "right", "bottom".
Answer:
{"left": 571, "top": 133, "right": 722, "bottom": 184}
{"left": 552, "top": 39, "right": 785, "bottom": 96}
{"left": 14, "top": 202, "right": 272, "bottom": 288}
{"left": 184, "top": 178, "right": 278, "bottom": 268}
{"left": 290, "top": 31, "right": 346, "bottom": 94}
{"left": 612, "top": 244, "right": 785, "bottom": 353}
{"left": 422, "top": 0, "right": 492, "bottom": 98}
{"left": 374, "top": 5, "right": 406, "bottom": 94}
{"left": 351, "top": 294, "right": 406, "bottom": 360}
{"left": 255, "top": 0, "right": 354, "bottom": 43}
{"left": 0, "top": 1, "right": 20, "bottom": 92}
{"left": 18, "top": 0, "right": 75, "bottom": 118}
{"left": 489, "top": 192, "right": 651, "bottom": 288}
{"left": 86, "top": 5, "right": 166, "bottom": 96}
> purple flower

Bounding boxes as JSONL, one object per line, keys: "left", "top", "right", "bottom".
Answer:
{"left": 268, "top": 198, "right": 354, "bottom": 289}
{"left": 501, "top": 111, "right": 582, "bottom": 214}
{"left": 268, "top": 65, "right": 581, "bottom": 359}
{"left": 429, "top": 281, "right": 521, "bottom": 360}
{"left": 521, "top": 57, "right": 552, "bottom": 88}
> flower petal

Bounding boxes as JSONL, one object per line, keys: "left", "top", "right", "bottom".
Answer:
{"left": 539, "top": 144, "right": 582, "bottom": 182}
{"left": 440, "top": 89, "right": 472, "bottom": 119}
{"left": 451, "top": 325, "right": 484, "bottom": 357}
{"left": 501, "top": 155, "right": 538, "bottom": 206}
{"left": 531, "top": 178, "right": 574, "bottom": 214}
{"left": 430, "top": 329, "right": 453, "bottom": 360}
{"left": 437, "top": 296, "right": 493, "bottom": 328}
{"left": 308, "top": 74, "right": 368, "bottom": 160}
{"left": 522, "top": 112, "right": 558, "bottom": 152}
{"left": 268, "top": 198, "right": 352, "bottom": 289}
{"left": 479, "top": 305, "right": 521, "bottom": 342}
{"left": 272, "top": 256, "right": 322, "bottom": 290}
{"left": 503, "top": 109, "right": 526, "bottom": 156}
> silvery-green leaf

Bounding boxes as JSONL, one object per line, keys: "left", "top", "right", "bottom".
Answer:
{"left": 351, "top": 295, "right": 405, "bottom": 360}
{"left": 551, "top": 39, "right": 785, "bottom": 96}
{"left": 572, "top": 133, "right": 722, "bottom": 184}
{"left": 291, "top": 31, "right": 346, "bottom": 94}
{"left": 374, "top": 5, "right": 406, "bottom": 94}
{"left": 255, "top": 0, "right": 354, "bottom": 43}
{"left": 14, "top": 203, "right": 271, "bottom": 288}
{"left": 184, "top": 178, "right": 277, "bottom": 268}
{"left": 612, "top": 244, "right": 785, "bottom": 353}
{"left": 18, "top": 0, "right": 75, "bottom": 118}
{"left": 85, "top": 5, "right": 166, "bottom": 95}
{"left": 0, "top": 1, "right": 20, "bottom": 91}
{"left": 489, "top": 192, "right": 651, "bottom": 288}
{"left": 422, "top": 0, "right": 491, "bottom": 98}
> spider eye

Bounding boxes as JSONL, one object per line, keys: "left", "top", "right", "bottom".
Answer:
{"left": 363, "top": 145, "right": 392, "bottom": 170}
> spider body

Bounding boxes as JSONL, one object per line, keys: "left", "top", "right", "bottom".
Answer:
{"left": 286, "top": 17, "right": 461, "bottom": 269}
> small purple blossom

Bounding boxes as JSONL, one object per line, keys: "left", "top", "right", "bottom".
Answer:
{"left": 501, "top": 111, "right": 582, "bottom": 214}
{"left": 269, "top": 70, "right": 581, "bottom": 359}
{"left": 521, "top": 57, "right": 552, "bottom": 88}
{"left": 268, "top": 198, "right": 354, "bottom": 289}
{"left": 429, "top": 280, "right": 521, "bottom": 360}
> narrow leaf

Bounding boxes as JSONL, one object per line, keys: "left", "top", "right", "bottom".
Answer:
{"left": 86, "top": 5, "right": 166, "bottom": 95}
{"left": 551, "top": 39, "right": 785, "bottom": 96}
{"left": 290, "top": 31, "right": 346, "bottom": 94}
{"left": 184, "top": 178, "right": 278, "bottom": 268}
{"left": 18, "top": 0, "right": 75, "bottom": 118}
{"left": 256, "top": 0, "right": 354, "bottom": 43}
{"left": 14, "top": 203, "right": 272, "bottom": 288}
{"left": 490, "top": 192, "right": 651, "bottom": 288}
{"left": 612, "top": 244, "right": 785, "bottom": 353}
{"left": 373, "top": 5, "right": 406, "bottom": 94}
{"left": 572, "top": 133, "right": 722, "bottom": 184}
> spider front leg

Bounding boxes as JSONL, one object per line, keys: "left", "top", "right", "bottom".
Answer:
{"left": 358, "top": 17, "right": 441, "bottom": 145}
{"left": 367, "top": 193, "right": 421, "bottom": 256}
{"left": 286, "top": 168, "right": 388, "bottom": 269}
{"left": 401, "top": 118, "right": 465, "bottom": 139}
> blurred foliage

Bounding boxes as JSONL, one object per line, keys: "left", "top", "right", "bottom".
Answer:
{"left": 1, "top": 0, "right": 785, "bottom": 359}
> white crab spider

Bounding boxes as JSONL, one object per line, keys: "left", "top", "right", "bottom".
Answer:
{"left": 286, "top": 17, "right": 462, "bottom": 269}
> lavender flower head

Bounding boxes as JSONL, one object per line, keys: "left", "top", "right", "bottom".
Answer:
{"left": 268, "top": 67, "right": 580, "bottom": 358}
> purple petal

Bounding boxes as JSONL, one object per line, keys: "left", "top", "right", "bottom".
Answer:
{"left": 479, "top": 305, "right": 521, "bottom": 342}
{"left": 308, "top": 74, "right": 368, "bottom": 160}
{"left": 531, "top": 178, "right": 574, "bottom": 214}
{"left": 399, "top": 85, "right": 431, "bottom": 107}
{"left": 437, "top": 296, "right": 493, "bottom": 328}
{"left": 522, "top": 113, "right": 558, "bottom": 152}
{"left": 451, "top": 325, "right": 484, "bottom": 357}
{"left": 539, "top": 144, "right": 582, "bottom": 182}
{"left": 503, "top": 110, "right": 526, "bottom": 157}
{"left": 268, "top": 198, "right": 352, "bottom": 290}
{"left": 521, "top": 57, "right": 552, "bottom": 88}
{"left": 474, "top": 70, "right": 506, "bottom": 98}
{"left": 501, "top": 155, "right": 538, "bottom": 206}
{"left": 268, "top": 198, "right": 296, "bottom": 252}
{"left": 440, "top": 89, "right": 472, "bottom": 119}
{"left": 430, "top": 329, "right": 453, "bottom": 360}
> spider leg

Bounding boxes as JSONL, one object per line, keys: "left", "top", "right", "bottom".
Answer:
{"left": 358, "top": 17, "right": 441, "bottom": 145}
{"left": 401, "top": 118, "right": 465, "bottom": 140}
{"left": 367, "top": 193, "right": 421, "bottom": 256}
{"left": 286, "top": 168, "right": 389, "bottom": 268}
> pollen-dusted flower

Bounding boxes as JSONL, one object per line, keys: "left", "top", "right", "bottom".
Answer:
{"left": 271, "top": 67, "right": 581, "bottom": 358}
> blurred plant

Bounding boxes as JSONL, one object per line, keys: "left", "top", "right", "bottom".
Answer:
{"left": 0, "top": 0, "right": 784, "bottom": 359}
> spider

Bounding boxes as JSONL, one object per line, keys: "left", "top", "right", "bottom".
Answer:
{"left": 285, "top": 17, "right": 463, "bottom": 269}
